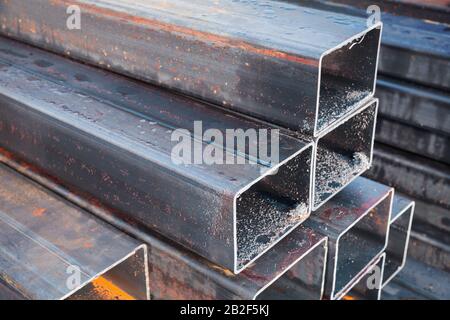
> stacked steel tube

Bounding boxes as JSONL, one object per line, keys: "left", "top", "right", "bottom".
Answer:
{"left": 0, "top": 0, "right": 420, "bottom": 300}
{"left": 291, "top": 0, "right": 449, "bottom": 299}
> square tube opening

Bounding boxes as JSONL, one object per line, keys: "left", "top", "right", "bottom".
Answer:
{"left": 383, "top": 206, "right": 414, "bottom": 285}
{"left": 236, "top": 147, "right": 313, "bottom": 271}
{"left": 314, "top": 101, "right": 377, "bottom": 209}
{"left": 317, "top": 26, "right": 381, "bottom": 132}
{"left": 343, "top": 254, "right": 385, "bottom": 301}
{"left": 68, "top": 246, "right": 148, "bottom": 300}
{"left": 333, "top": 193, "right": 390, "bottom": 296}
{"left": 256, "top": 240, "right": 327, "bottom": 300}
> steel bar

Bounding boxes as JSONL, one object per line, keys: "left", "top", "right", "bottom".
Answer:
{"left": 0, "top": 0, "right": 382, "bottom": 135}
{"left": 411, "top": 197, "right": 450, "bottom": 237}
{"left": 0, "top": 37, "right": 314, "bottom": 273}
{"left": 0, "top": 152, "right": 327, "bottom": 300}
{"left": 312, "top": 99, "right": 378, "bottom": 209}
{"left": 366, "top": 144, "right": 450, "bottom": 210}
{"left": 382, "top": 195, "right": 415, "bottom": 287}
{"left": 376, "top": 117, "right": 450, "bottom": 165}
{"left": 377, "top": 77, "right": 450, "bottom": 137}
{"left": 0, "top": 164, "right": 149, "bottom": 300}
{"left": 149, "top": 226, "right": 328, "bottom": 301}
{"left": 291, "top": 0, "right": 450, "bottom": 90}
{"left": 408, "top": 228, "right": 450, "bottom": 274}
{"left": 292, "top": 0, "right": 450, "bottom": 24}
{"left": 304, "top": 177, "right": 393, "bottom": 300}
{"left": 382, "top": 258, "right": 450, "bottom": 300}
{"left": 342, "top": 254, "right": 386, "bottom": 300}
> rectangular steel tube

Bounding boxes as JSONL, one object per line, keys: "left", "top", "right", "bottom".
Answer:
{"left": 0, "top": 155, "right": 327, "bottom": 300}
{"left": 367, "top": 144, "right": 450, "bottom": 210}
{"left": 342, "top": 253, "right": 386, "bottom": 301}
{"left": 382, "top": 195, "right": 415, "bottom": 287}
{"left": 0, "top": 0, "right": 381, "bottom": 135}
{"left": 0, "top": 37, "right": 313, "bottom": 273}
{"left": 376, "top": 117, "right": 450, "bottom": 165}
{"left": 377, "top": 77, "right": 450, "bottom": 137}
{"left": 313, "top": 99, "right": 378, "bottom": 209}
{"left": 304, "top": 177, "right": 392, "bottom": 300}
{"left": 288, "top": 0, "right": 450, "bottom": 90}
{"left": 0, "top": 164, "right": 149, "bottom": 300}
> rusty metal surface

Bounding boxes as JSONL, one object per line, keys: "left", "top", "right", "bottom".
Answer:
{"left": 367, "top": 144, "right": 450, "bottom": 210}
{"left": 377, "top": 77, "right": 450, "bottom": 137}
{"left": 313, "top": 99, "right": 378, "bottom": 209}
{"left": 291, "top": 0, "right": 450, "bottom": 23}
{"left": 0, "top": 36, "right": 315, "bottom": 273}
{"left": 0, "top": 0, "right": 381, "bottom": 135}
{"left": 382, "top": 194, "right": 415, "bottom": 287}
{"left": 382, "top": 258, "right": 450, "bottom": 300}
{"left": 0, "top": 152, "right": 327, "bottom": 300}
{"left": 0, "top": 164, "right": 149, "bottom": 300}
{"left": 305, "top": 177, "right": 393, "bottom": 300}
{"left": 376, "top": 117, "right": 450, "bottom": 165}
{"left": 149, "top": 225, "right": 328, "bottom": 300}
{"left": 289, "top": 0, "right": 450, "bottom": 90}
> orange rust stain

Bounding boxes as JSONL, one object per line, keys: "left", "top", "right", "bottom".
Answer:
{"left": 83, "top": 242, "right": 94, "bottom": 249}
{"left": 342, "top": 295, "right": 357, "bottom": 301}
{"left": 32, "top": 208, "right": 47, "bottom": 217}
{"left": 51, "top": 0, "right": 318, "bottom": 67}
{"left": 210, "top": 265, "right": 235, "bottom": 277}
{"left": 91, "top": 277, "right": 135, "bottom": 300}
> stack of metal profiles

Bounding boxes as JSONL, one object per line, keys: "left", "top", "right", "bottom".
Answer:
{"left": 0, "top": 0, "right": 419, "bottom": 300}
{"left": 282, "top": 0, "right": 449, "bottom": 299}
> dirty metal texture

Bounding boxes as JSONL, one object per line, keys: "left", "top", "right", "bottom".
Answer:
{"left": 366, "top": 144, "right": 450, "bottom": 210}
{"left": 377, "top": 77, "right": 450, "bottom": 137}
{"left": 304, "top": 177, "right": 393, "bottom": 300}
{"left": 376, "top": 117, "right": 450, "bottom": 165}
{"left": 149, "top": 226, "right": 328, "bottom": 300}
{"left": 312, "top": 99, "right": 378, "bottom": 210}
{"left": 342, "top": 253, "right": 386, "bottom": 300}
{"left": 408, "top": 228, "right": 450, "bottom": 274}
{"left": 291, "top": 0, "right": 450, "bottom": 90}
{"left": 0, "top": 0, "right": 381, "bottom": 136}
{"left": 0, "top": 155, "right": 327, "bottom": 300}
{"left": 382, "top": 258, "right": 450, "bottom": 300}
{"left": 382, "top": 195, "right": 415, "bottom": 287}
{"left": 0, "top": 164, "right": 149, "bottom": 300}
{"left": 0, "top": 279, "right": 25, "bottom": 300}
{"left": 292, "top": 0, "right": 450, "bottom": 23}
{"left": 410, "top": 196, "right": 450, "bottom": 237}
{"left": 0, "top": 37, "right": 314, "bottom": 273}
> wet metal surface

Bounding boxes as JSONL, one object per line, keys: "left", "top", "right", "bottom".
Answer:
{"left": 148, "top": 225, "right": 328, "bottom": 300}
{"left": 0, "top": 36, "right": 314, "bottom": 273}
{"left": 0, "top": 0, "right": 381, "bottom": 135}
{"left": 0, "top": 154, "right": 327, "bottom": 300}
{"left": 0, "top": 164, "right": 149, "bottom": 300}
{"left": 291, "top": 0, "right": 450, "bottom": 90}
